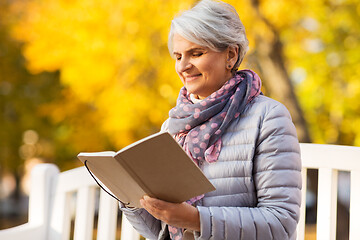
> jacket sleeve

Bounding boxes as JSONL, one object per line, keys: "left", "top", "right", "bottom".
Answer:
{"left": 194, "top": 103, "right": 302, "bottom": 240}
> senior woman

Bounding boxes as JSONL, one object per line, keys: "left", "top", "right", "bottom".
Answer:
{"left": 120, "top": 0, "right": 302, "bottom": 239}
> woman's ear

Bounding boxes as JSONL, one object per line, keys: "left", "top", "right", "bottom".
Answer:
{"left": 226, "top": 45, "right": 239, "bottom": 69}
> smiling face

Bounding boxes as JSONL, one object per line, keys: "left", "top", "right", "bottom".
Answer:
{"left": 172, "top": 34, "right": 234, "bottom": 99}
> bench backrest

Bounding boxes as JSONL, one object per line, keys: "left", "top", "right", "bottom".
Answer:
{"left": 297, "top": 143, "right": 360, "bottom": 240}
{"left": 1, "top": 143, "right": 359, "bottom": 240}
{"left": 49, "top": 143, "right": 360, "bottom": 240}
{"left": 47, "top": 166, "right": 142, "bottom": 240}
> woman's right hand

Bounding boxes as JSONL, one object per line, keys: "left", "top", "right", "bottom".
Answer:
{"left": 140, "top": 195, "right": 200, "bottom": 232}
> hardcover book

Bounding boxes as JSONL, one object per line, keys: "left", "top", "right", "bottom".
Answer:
{"left": 77, "top": 132, "right": 215, "bottom": 208}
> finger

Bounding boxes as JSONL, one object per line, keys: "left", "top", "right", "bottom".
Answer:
{"left": 140, "top": 198, "right": 146, "bottom": 208}
{"left": 140, "top": 196, "right": 162, "bottom": 213}
{"left": 142, "top": 195, "right": 171, "bottom": 210}
{"left": 141, "top": 201, "right": 165, "bottom": 221}
{"left": 140, "top": 195, "right": 153, "bottom": 209}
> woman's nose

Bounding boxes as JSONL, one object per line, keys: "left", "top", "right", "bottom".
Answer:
{"left": 178, "top": 58, "right": 192, "bottom": 72}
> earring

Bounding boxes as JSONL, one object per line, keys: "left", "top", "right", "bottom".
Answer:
{"left": 228, "top": 65, "right": 232, "bottom": 69}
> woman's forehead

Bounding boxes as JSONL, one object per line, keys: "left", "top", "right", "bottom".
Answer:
{"left": 172, "top": 34, "right": 207, "bottom": 53}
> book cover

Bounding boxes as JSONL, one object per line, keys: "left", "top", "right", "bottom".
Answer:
{"left": 77, "top": 132, "right": 215, "bottom": 208}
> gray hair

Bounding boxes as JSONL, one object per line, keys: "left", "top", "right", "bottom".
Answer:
{"left": 168, "top": 0, "right": 249, "bottom": 73}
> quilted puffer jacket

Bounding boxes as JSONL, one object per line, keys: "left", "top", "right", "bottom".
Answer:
{"left": 120, "top": 95, "right": 302, "bottom": 240}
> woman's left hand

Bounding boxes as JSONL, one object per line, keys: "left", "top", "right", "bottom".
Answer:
{"left": 140, "top": 195, "right": 200, "bottom": 232}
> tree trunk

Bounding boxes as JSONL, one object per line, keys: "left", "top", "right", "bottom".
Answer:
{"left": 248, "top": 0, "right": 311, "bottom": 143}
{"left": 248, "top": 2, "right": 348, "bottom": 239}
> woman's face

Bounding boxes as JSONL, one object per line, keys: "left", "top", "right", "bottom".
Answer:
{"left": 172, "top": 34, "right": 233, "bottom": 99}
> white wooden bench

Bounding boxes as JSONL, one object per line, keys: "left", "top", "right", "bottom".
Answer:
{"left": 0, "top": 143, "right": 359, "bottom": 240}
{"left": 297, "top": 143, "right": 360, "bottom": 240}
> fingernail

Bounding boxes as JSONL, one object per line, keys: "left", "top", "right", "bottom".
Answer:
{"left": 143, "top": 195, "right": 150, "bottom": 200}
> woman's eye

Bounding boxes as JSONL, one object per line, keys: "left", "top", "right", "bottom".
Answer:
{"left": 193, "top": 52, "right": 203, "bottom": 57}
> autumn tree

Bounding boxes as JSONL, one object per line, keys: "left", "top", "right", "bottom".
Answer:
{"left": 2, "top": 0, "right": 360, "bottom": 235}
{"left": 8, "top": 0, "right": 197, "bottom": 151}
{"left": 0, "top": 0, "right": 64, "bottom": 208}
{"left": 0, "top": 0, "right": 115, "bottom": 207}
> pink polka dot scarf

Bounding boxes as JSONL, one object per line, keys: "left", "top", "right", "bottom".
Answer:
{"left": 168, "top": 69, "right": 262, "bottom": 165}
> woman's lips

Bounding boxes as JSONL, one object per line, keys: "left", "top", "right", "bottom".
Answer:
{"left": 185, "top": 74, "right": 202, "bottom": 82}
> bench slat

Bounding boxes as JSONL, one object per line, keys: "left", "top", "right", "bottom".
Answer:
{"left": 49, "top": 192, "right": 73, "bottom": 240}
{"left": 297, "top": 167, "right": 307, "bottom": 240}
{"left": 74, "top": 187, "right": 96, "bottom": 240}
{"left": 317, "top": 168, "right": 338, "bottom": 240}
{"left": 350, "top": 170, "right": 360, "bottom": 240}
{"left": 97, "top": 190, "right": 118, "bottom": 240}
{"left": 121, "top": 214, "right": 141, "bottom": 240}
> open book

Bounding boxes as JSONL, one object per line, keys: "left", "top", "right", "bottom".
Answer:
{"left": 77, "top": 132, "right": 216, "bottom": 208}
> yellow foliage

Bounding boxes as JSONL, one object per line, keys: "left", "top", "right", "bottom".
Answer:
{"left": 9, "top": 0, "right": 193, "bottom": 149}
{"left": 8, "top": 0, "right": 360, "bottom": 148}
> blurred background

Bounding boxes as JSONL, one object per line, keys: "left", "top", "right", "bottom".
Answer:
{"left": 0, "top": 0, "right": 359, "bottom": 239}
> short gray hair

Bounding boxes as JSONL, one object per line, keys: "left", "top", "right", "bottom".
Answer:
{"left": 168, "top": 0, "right": 249, "bottom": 73}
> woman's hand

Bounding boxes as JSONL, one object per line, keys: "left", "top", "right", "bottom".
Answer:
{"left": 140, "top": 195, "right": 200, "bottom": 232}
